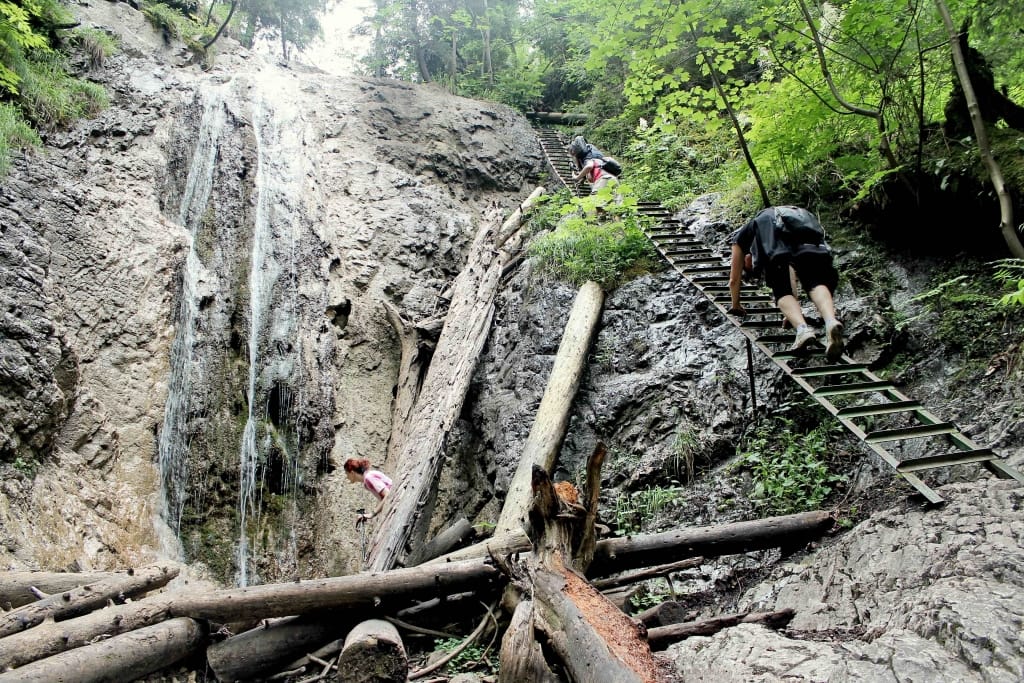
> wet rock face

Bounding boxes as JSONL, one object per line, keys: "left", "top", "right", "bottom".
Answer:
{"left": 0, "top": 1, "right": 542, "bottom": 578}
{"left": 0, "top": 191, "right": 77, "bottom": 464}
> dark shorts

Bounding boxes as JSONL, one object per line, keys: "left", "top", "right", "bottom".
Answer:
{"left": 765, "top": 246, "right": 838, "bottom": 302}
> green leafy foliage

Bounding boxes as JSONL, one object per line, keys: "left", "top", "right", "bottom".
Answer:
{"left": 613, "top": 485, "right": 682, "bottom": 535}
{"left": 994, "top": 259, "right": 1024, "bottom": 308}
{"left": 528, "top": 187, "right": 660, "bottom": 289}
{"left": 1, "top": 0, "right": 110, "bottom": 175}
{"left": 433, "top": 637, "right": 497, "bottom": 676}
{"left": 738, "top": 416, "right": 844, "bottom": 514}
{"left": 73, "top": 27, "right": 119, "bottom": 70}
{"left": 905, "top": 266, "right": 1019, "bottom": 358}
{"left": 0, "top": 102, "right": 40, "bottom": 174}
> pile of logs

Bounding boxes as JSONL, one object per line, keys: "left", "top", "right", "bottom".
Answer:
{"left": 0, "top": 505, "right": 827, "bottom": 681}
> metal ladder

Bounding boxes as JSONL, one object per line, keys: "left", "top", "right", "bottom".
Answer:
{"left": 534, "top": 125, "right": 1024, "bottom": 505}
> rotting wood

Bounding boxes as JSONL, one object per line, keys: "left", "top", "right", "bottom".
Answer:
{"left": 0, "top": 571, "right": 122, "bottom": 610}
{"left": 502, "top": 458, "right": 660, "bottom": 683}
{"left": 336, "top": 619, "right": 407, "bottom": 683}
{"left": 206, "top": 614, "right": 358, "bottom": 683}
{"left": 382, "top": 300, "right": 443, "bottom": 466}
{"left": 367, "top": 187, "right": 546, "bottom": 571}
{"left": 0, "top": 564, "right": 179, "bottom": 639}
{"left": 494, "top": 280, "right": 605, "bottom": 537}
{"left": 646, "top": 608, "right": 796, "bottom": 650}
{"left": 497, "top": 600, "right": 558, "bottom": 683}
{"left": 0, "top": 617, "right": 205, "bottom": 683}
{"left": 0, "top": 599, "right": 173, "bottom": 670}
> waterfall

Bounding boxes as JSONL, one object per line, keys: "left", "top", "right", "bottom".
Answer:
{"left": 157, "top": 90, "right": 226, "bottom": 556}
{"left": 237, "top": 75, "right": 308, "bottom": 586}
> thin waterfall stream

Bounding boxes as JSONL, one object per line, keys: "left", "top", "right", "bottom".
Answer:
{"left": 158, "top": 88, "right": 226, "bottom": 558}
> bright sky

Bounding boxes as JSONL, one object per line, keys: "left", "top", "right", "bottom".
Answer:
{"left": 300, "top": 0, "right": 375, "bottom": 77}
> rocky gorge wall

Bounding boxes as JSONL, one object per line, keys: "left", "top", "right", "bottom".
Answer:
{"left": 0, "top": 1, "right": 541, "bottom": 583}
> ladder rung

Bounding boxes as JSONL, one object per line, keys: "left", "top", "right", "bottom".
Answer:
{"left": 673, "top": 256, "right": 724, "bottom": 265}
{"left": 791, "top": 363, "right": 870, "bottom": 377}
{"left": 813, "top": 380, "right": 894, "bottom": 397}
{"left": 758, "top": 334, "right": 796, "bottom": 344}
{"left": 740, "top": 319, "right": 785, "bottom": 329}
{"left": 836, "top": 400, "right": 922, "bottom": 418}
{"left": 716, "top": 295, "right": 773, "bottom": 303}
{"left": 865, "top": 422, "right": 956, "bottom": 443}
{"left": 665, "top": 249, "right": 715, "bottom": 257}
{"left": 897, "top": 449, "right": 996, "bottom": 472}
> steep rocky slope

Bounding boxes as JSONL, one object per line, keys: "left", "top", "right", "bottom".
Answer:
{"left": 0, "top": 2, "right": 1022, "bottom": 681}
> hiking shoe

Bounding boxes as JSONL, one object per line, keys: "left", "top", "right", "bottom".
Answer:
{"left": 825, "top": 320, "right": 845, "bottom": 361}
{"left": 791, "top": 325, "right": 816, "bottom": 351}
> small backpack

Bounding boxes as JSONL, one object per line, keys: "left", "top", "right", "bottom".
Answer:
{"left": 773, "top": 206, "right": 825, "bottom": 246}
{"left": 599, "top": 156, "right": 623, "bottom": 177}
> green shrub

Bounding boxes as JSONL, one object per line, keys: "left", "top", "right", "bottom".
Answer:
{"left": 0, "top": 102, "right": 40, "bottom": 174}
{"left": 738, "top": 417, "right": 844, "bottom": 514}
{"left": 19, "top": 52, "right": 108, "bottom": 128}
{"left": 613, "top": 485, "right": 682, "bottom": 535}
{"left": 528, "top": 188, "right": 660, "bottom": 289}
{"left": 74, "top": 28, "right": 119, "bottom": 69}
{"left": 434, "top": 637, "right": 496, "bottom": 676}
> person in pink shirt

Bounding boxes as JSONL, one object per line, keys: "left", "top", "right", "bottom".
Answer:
{"left": 344, "top": 457, "right": 393, "bottom": 523}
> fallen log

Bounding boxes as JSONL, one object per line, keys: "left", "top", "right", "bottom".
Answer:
{"left": 430, "top": 510, "right": 833, "bottom": 576}
{"left": 646, "top": 608, "right": 796, "bottom": 650}
{"left": 368, "top": 187, "right": 546, "bottom": 571}
{"left": 206, "top": 614, "right": 358, "bottom": 683}
{"left": 531, "top": 567, "right": 657, "bottom": 683}
{"left": 169, "top": 558, "right": 501, "bottom": 623}
{"left": 0, "top": 571, "right": 121, "bottom": 610}
{"left": 0, "top": 599, "right": 173, "bottom": 670}
{"left": 592, "top": 557, "right": 704, "bottom": 591}
{"left": 406, "top": 517, "right": 475, "bottom": 566}
{"left": 336, "top": 619, "right": 407, "bottom": 683}
{"left": 635, "top": 600, "right": 693, "bottom": 628}
{"left": 494, "top": 280, "right": 605, "bottom": 537}
{"left": 503, "top": 460, "right": 661, "bottom": 683}
{"left": 587, "top": 510, "right": 834, "bottom": 577}
{"left": 0, "top": 564, "right": 179, "bottom": 638}
{"left": 0, "top": 617, "right": 205, "bottom": 683}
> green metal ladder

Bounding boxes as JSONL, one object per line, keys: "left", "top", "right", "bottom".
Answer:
{"left": 535, "top": 125, "right": 1023, "bottom": 505}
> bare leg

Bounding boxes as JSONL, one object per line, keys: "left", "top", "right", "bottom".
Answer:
{"left": 776, "top": 294, "right": 808, "bottom": 329}
{"left": 807, "top": 285, "right": 837, "bottom": 322}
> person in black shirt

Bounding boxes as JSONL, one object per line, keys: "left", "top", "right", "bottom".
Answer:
{"left": 728, "top": 206, "right": 845, "bottom": 360}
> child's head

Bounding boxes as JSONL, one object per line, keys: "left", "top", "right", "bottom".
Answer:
{"left": 343, "top": 458, "right": 370, "bottom": 475}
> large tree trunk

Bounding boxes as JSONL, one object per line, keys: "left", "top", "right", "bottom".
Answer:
{"left": 0, "top": 571, "right": 123, "bottom": 610}
{"left": 0, "top": 564, "right": 179, "bottom": 638}
{"left": 495, "top": 280, "right": 605, "bottom": 537}
{"left": 430, "top": 510, "right": 833, "bottom": 574}
{"left": 587, "top": 510, "right": 833, "bottom": 576}
{"left": 498, "top": 600, "right": 558, "bottom": 683}
{"left": 498, "top": 457, "right": 662, "bottom": 682}
{"left": 934, "top": 1, "right": 1023, "bottom": 257}
{"left": 0, "top": 618, "right": 205, "bottom": 683}
{"left": 367, "top": 187, "right": 546, "bottom": 571}
{"left": 206, "top": 614, "right": 357, "bottom": 683}
{"left": 168, "top": 558, "right": 501, "bottom": 623}
{"left": 405, "top": 517, "right": 475, "bottom": 566}
{"left": 0, "top": 600, "right": 173, "bottom": 670}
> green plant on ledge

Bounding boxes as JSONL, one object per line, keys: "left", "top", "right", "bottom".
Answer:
{"left": 738, "top": 417, "right": 845, "bottom": 515}
{"left": 527, "top": 184, "right": 660, "bottom": 289}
